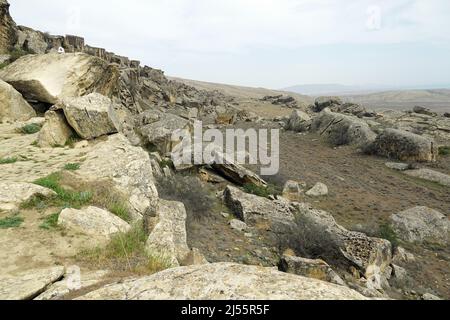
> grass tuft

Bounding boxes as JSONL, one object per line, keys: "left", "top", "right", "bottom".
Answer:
{"left": 438, "top": 146, "right": 450, "bottom": 156}
{"left": 243, "top": 183, "right": 281, "bottom": 199}
{"left": 64, "top": 163, "right": 81, "bottom": 171}
{"left": 78, "top": 224, "right": 171, "bottom": 275}
{"left": 0, "top": 215, "right": 24, "bottom": 229}
{"left": 0, "top": 157, "right": 18, "bottom": 165}
{"left": 20, "top": 123, "right": 42, "bottom": 135}
{"left": 378, "top": 223, "right": 399, "bottom": 248}
{"left": 39, "top": 212, "right": 60, "bottom": 230}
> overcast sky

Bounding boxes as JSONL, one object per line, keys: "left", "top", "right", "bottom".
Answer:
{"left": 9, "top": 0, "right": 450, "bottom": 89}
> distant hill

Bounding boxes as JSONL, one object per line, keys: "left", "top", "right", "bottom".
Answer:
{"left": 282, "top": 84, "right": 377, "bottom": 96}
{"left": 344, "top": 89, "right": 450, "bottom": 113}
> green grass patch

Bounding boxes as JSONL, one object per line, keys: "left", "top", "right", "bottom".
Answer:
{"left": 0, "top": 62, "right": 8, "bottom": 69}
{"left": 20, "top": 123, "right": 42, "bottom": 135}
{"left": 64, "top": 163, "right": 81, "bottom": 171}
{"left": 9, "top": 48, "right": 34, "bottom": 62}
{"left": 378, "top": 223, "right": 399, "bottom": 248}
{"left": 39, "top": 212, "right": 60, "bottom": 230}
{"left": 159, "top": 159, "right": 173, "bottom": 169}
{"left": 439, "top": 146, "right": 450, "bottom": 156}
{"left": 243, "top": 183, "right": 281, "bottom": 199}
{"left": 0, "top": 157, "right": 18, "bottom": 165}
{"left": 0, "top": 215, "right": 24, "bottom": 229}
{"left": 108, "top": 202, "right": 131, "bottom": 223}
{"left": 77, "top": 224, "right": 172, "bottom": 275}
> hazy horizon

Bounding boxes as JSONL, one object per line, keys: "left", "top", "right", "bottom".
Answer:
{"left": 9, "top": 0, "right": 450, "bottom": 90}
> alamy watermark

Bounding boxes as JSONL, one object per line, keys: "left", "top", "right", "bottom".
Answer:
{"left": 171, "top": 121, "right": 280, "bottom": 176}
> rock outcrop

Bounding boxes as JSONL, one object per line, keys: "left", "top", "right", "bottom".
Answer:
{"left": 310, "top": 109, "right": 376, "bottom": 147}
{"left": 0, "top": 182, "right": 56, "bottom": 212}
{"left": 404, "top": 168, "right": 450, "bottom": 187}
{"left": 74, "top": 134, "right": 159, "bottom": 221}
{"left": 0, "top": 53, "right": 119, "bottom": 104}
{"left": 58, "top": 206, "right": 131, "bottom": 238}
{"left": 0, "top": 79, "right": 36, "bottom": 123}
{"left": 37, "top": 110, "right": 75, "bottom": 147}
{"left": 306, "top": 182, "right": 329, "bottom": 197}
{"left": 391, "top": 207, "right": 449, "bottom": 245}
{"left": 58, "top": 93, "right": 118, "bottom": 140}
{"left": 0, "top": 266, "right": 65, "bottom": 300}
{"left": 369, "top": 129, "right": 437, "bottom": 162}
{"left": 0, "top": 0, "right": 17, "bottom": 54}
{"left": 146, "top": 199, "right": 190, "bottom": 267}
{"left": 286, "top": 110, "right": 311, "bottom": 132}
{"left": 77, "top": 263, "right": 367, "bottom": 300}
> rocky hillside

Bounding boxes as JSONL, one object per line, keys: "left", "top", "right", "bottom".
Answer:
{"left": 0, "top": 0, "right": 448, "bottom": 301}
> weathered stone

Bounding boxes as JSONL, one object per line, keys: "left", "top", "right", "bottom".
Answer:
{"left": 58, "top": 206, "right": 131, "bottom": 238}
{"left": 313, "top": 97, "right": 343, "bottom": 112}
{"left": 0, "top": 0, "right": 17, "bottom": 54}
{"left": 0, "top": 182, "right": 56, "bottom": 212}
{"left": 422, "top": 293, "right": 443, "bottom": 301}
{"left": 306, "top": 182, "right": 329, "bottom": 197}
{"left": 391, "top": 206, "right": 449, "bottom": 245}
{"left": 59, "top": 93, "right": 118, "bottom": 139}
{"left": 77, "top": 263, "right": 366, "bottom": 300}
{"left": 15, "top": 26, "right": 48, "bottom": 54}
{"left": 229, "top": 219, "right": 248, "bottom": 232}
{"left": 0, "top": 266, "right": 65, "bottom": 300}
{"left": 286, "top": 110, "right": 311, "bottom": 132}
{"left": 35, "top": 269, "right": 109, "bottom": 300}
{"left": 146, "top": 199, "right": 190, "bottom": 267}
{"left": 180, "top": 248, "right": 209, "bottom": 266}
{"left": 279, "top": 255, "right": 345, "bottom": 286}
{"left": 391, "top": 264, "right": 407, "bottom": 282}
{"left": 370, "top": 129, "right": 437, "bottom": 162}
{"left": 385, "top": 162, "right": 411, "bottom": 171}
{"left": 310, "top": 109, "right": 376, "bottom": 147}
{"left": 392, "top": 247, "right": 415, "bottom": 265}
{"left": 74, "top": 134, "right": 159, "bottom": 221}
{"left": 0, "top": 79, "right": 36, "bottom": 123}
{"left": 0, "top": 53, "right": 119, "bottom": 104}
{"left": 413, "top": 106, "right": 437, "bottom": 117}
{"left": 37, "top": 110, "right": 75, "bottom": 148}
{"left": 404, "top": 168, "right": 450, "bottom": 187}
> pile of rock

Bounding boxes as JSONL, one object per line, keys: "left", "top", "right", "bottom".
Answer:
{"left": 261, "top": 95, "right": 298, "bottom": 108}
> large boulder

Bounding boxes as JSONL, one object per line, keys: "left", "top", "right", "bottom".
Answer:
{"left": 74, "top": 134, "right": 159, "bottom": 221}
{"left": 58, "top": 206, "right": 131, "bottom": 238}
{"left": 0, "top": 266, "right": 65, "bottom": 300}
{"left": 369, "top": 128, "right": 437, "bottom": 162}
{"left": 310, "top": 109, "right": 376, "bottom": 147}
{"left": 0, "top": 182, "right": 56, "bottom": 212}
{"left": 286, "top": 110, "right": 311, "bottom": 132}
{"left": 77, "top": 263, "right": 366, "bottom": 300}
{"left": 0, "top": 79, "right": 36, "bottom": 123}
{"left": 313, "top": 97, "right": 343, "bottom": 112}
{"left": 15, "top": 26, "right": 48, "bottom": 54}
{"left": 294, "top": 203, "right": 392, "bottom": 290}
{"left": 404, "top": 168, "right": 450, "bottom": 187}
{"left": 58, "top": 93, "right": 118, "bottom": 140}
{"left": 37, "top": 110, "right": 75, "bottom": 147}
{"left": 145, "top": 199, "right": 190, "bottom": 267}
{"left": 0, "top": 53, "right": 119, "bottom": 104}
{"left": 279, "top": 255, "right": 345, "bottom": 286}
{"left": 0, "top": 0, "right": 17, "bottom": 54}
{"left": 391, "top": 207, "right": 449, "bottom": 246}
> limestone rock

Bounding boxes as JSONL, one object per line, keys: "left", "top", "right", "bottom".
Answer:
{"left": 15, "top": 26, "right": 48, "bottom": 54}
{"left": 75, "top": 134, "right": 159, "bottom": 221}
{"left": 37, "top": 110, "right": 75, "bottom": 148}
{"left": 279, "top": 255, "right": 345, "bottom": 286}
{"left": 35, "top": 269, "right": 109, "bottom": 300}
{"left": 313, "top": 97, "right": 343, "bottom": 112}
{"left": 306, "top": 182, "right": 329, "bottom": 197}
{"left": 0, "top": 182, "right": 56, "bottom": 212}
{"left": 229, "top": 219, "right": 248, "bottom": 232}
{"left": 391, "top": 264, "right": 407, "bottom": 282}
{"left": 369, "top": 129, "right": 437, "bottom": 162}
{"left": 422, "top": 293, "right": 443, "bottom": 301}
{"left": 391, "top": 206, "right": 449, "bottom": 245}
{"left": 146, "top": 199, "right": 190, "bottom": 267}
{"left": 58, "top": 206, "right": 131, "bottom": 238}
{"left": 286, "top": 110, "right": 311, "bottom": 132}
{"left": 0, "top": 79, "right": 36, "bottom": 123}
{"left": 310, "top": 109, "right": 376, "bottom": 147}
{"left": 404, "top": 168, "right": 450, "bottom": 187}
{"left": 413, "top": 106, "right": 437, "bottom": 117}
{"left": 385, "top": 162, "right": 411, "bottom": 171}
{"left": 77, "top": 263, "right": 367, "bottom": 300}
{"left": 0, "top": 266, "right": 65, "bottom": 300}
{"left": 180, "top": 248, "right": 209, "bottom": 266}
{"left": 392, "top": 247, "right": 415, "bottom": 265}
{"left": 0, "top": 53, "right": 119, "bottom": 104}
{"left": 58, "top": 93, "right": 118, "bottom": 139}
{"left": 0, "top": 0, "right": 17, "bottom": 54}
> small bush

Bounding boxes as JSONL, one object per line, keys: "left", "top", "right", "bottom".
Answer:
{"left": 438, "top": 146, "right": 450, "bottom": 156}
{"left": 378, "top": 223, "right": 399, "bottom": 248}
{"left": 157, "top": 175, "right": 216, "bottom": 222}
{"left": 39, "top": 212, "right": 60, "bottom": 230}
{"left": 0, "top": 157, "right": 18, "bottom": 165}
{"left": 243, "top": 183, "right": 281, "bottom": 199}
{"left": 9, "top": 48, "right": 34, "bottom": 62}
{"left": 0, "top": 62, "right": 8, "bottom": 69}
{"left": 0, "top": 215, "right": 24, "bottom": 229}
{"left": 78, "top": 224, "right": 171, "bottom": 275}
{"left": 64, "top": 163, "right": 81, "bottom": 171}
{"left": 20, "top": 123, "right": 42, "bottom": 135}
{"left": 159, "top": 159, "right": 173, "bottom": 169}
